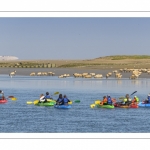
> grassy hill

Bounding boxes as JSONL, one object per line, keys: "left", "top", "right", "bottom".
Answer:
{"left": 95, "top": 55, "right": 150, "bottom": 60}
{"left": 0, "top": 55, "right": 150, "bottom": 69}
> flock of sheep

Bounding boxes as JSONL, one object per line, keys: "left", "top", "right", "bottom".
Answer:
{"left": 28, "top": 68, "right": 150, "bottom": 79}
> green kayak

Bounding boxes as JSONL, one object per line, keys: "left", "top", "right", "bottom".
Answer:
{"left": 35, "top": 101, "right": 55, "bottom": 106}
{"left": 96, "top": 104, "right": 114, "bottom": 109}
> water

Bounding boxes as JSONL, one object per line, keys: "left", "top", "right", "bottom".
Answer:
{"left": 1, "top": 75, "right": 150, "bottom": 133}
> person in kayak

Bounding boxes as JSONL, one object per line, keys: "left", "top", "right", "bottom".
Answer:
{"left": 143, "top": 94, "right": 150, "bottom": 103}
{"left": 106, "top": 95, "right": 113, "bottom": 105}
{"left": 132, "top": 96, "right": 139, "bottom": 104}
{"left": 39, "top": 94, "right": 46, "bottom": 103}
{"left": 56, "top": 94, "right": 63, "bottom": 105}
{"left": 0, "top": 90, "right": 5, "bottom": 100}
{"left": 100, "top": 96, "right": 107, "bottom": 105}
{"left": 122, "top": 94, "right": 132, "bottom": 106}
{"left": 62, "top": 95, "right": 71, "bottom": 105}
{"left": 100, "top": 95, "right": 115, "bottom": 105}
{"left": 44, "top": 92, "right": 52, "bottom": 102}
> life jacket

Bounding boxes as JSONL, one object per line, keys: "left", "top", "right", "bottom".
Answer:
{"left": 124, "top": 98, "right": 129, "bottom": 102}
{"left": 0, "top": 93, "right": 3, "bottom": 99}
{"left": 148, "top": 96, "right": 150, "bottom": 103}
{"left": 63, "top": 98, "right": 69, "bottom": 104}
{"left": 107, "top": 96, "right": 112, "bottom": 105}
{"left": 57, "top": 98, "right": 63, "bottom": 102}
{"left": 134, "top": 97, "right": 139, "bottom": 102}
{"left": 102, "top": 98, "right": 107, "bottom": 104}
{"left": 45, "top": 95, "right": 51, "bottom": 99}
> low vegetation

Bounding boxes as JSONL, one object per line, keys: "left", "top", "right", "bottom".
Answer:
{"left": 0, "top": 55, "right": 150, "bottom": 69}
{"left": 96, "top": 55, "right": 150, "bottom": 60}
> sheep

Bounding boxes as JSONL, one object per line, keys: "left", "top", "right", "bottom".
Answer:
{"left": 94, "top": 74, "right": 103, "bottom": 78}
{"left": 30, "top": 72, "right": 36, "bottom": 76}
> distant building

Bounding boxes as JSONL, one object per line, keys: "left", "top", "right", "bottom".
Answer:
{"left": 0, "top": 56, "right": 19, "bottom": 60}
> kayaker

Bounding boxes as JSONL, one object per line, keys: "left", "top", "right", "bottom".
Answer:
{"left": 56, "top": 94, "right": 63, "bottom": 105}
{"left": 132, "top": 96, "right": 139, "bottom": 104}
{"left": 100, "top": 96, "right": 107, "bottom": 105}
{"left": 106, "top": 95, "right": 113, "bottom": 105}
{"left": 123, "top": 94, "right": 132, "bottom": 106}
{"left": 62, "top": 95, "right": 70, "bottom": 105}
{"left": 143, "top": 94, "right": 150, "bottom": 103}
{"left": 39, "top": 94, "right": 45, "bottom": 103}
{"left": 0, "top": 90, "right": 5, "bottom": 100}
{"left": 44, "top": 92, "right": 52, "bottom": 102}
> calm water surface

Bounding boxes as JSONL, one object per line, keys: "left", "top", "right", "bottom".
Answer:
{"left": 0, "top": 75, "right": 150, "bottom": 133}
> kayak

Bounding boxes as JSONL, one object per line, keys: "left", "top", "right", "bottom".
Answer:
{"left": 35, "top": 101, "right": 55, "bottom": 106}
{"left": 0, "top": 99, "right": 8, "bottom": 104}
{"left": 54, "top": 104, "right": 71, "bottom": 109}
{"left": 138, "top": 102, "right": 150, "bottom": 107}
{"left": 114, "top": 102, "right": 138, "bottom": 108}
{"left": 47, "top": 99, "right": 56, "bottom": 103}
{"left": 95, "top": 104, "right": 114, "bottom": 109}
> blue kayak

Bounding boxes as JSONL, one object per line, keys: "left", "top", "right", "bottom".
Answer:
{"left": 138, "top": 102, "right": 150, "bottom": 107}
{"left": 54, "top": 104, "right": 71, "bottom": 109}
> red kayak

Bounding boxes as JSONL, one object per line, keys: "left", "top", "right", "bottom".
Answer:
{"left": 114, "top": 102, "right": 138, "bottom": 108}
{"left": 0, "top": 99, "right": 8, "bottom": 104}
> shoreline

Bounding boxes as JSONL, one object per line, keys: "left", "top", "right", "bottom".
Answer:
{"left": 0, "top": 67, "right": 150, "bottom": 79}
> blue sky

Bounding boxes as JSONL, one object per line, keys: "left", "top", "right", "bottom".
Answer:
{"left": 0, "top": 17, "right": 150, "bottom": 60}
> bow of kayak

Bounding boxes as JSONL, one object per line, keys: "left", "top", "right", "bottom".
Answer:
{"left": 54, "top": 104, "right": 71, "bottom": 109}
{"left": 96, "top": 104, "right": 114, "bottom": 109}
{"left": 35, "top": 101, "right": 55, "bottom": 106}
{"left": 138, "top": 102, "right": 150, "bottom": 107}
{"left": 0, "top": 99, "right": 8, "bottom": 104}
{"left": 114, "top": 102, "right": 138, "bottom": 108}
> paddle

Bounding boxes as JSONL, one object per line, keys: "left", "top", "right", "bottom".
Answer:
{"left": 7, "top": 96, "right": 17, "bottom": 100}
{"left": 26, "top": 91, "right": 59, "bottom": 104}
{"left": 47, "top": 99, "right": 80, "bottom": 105}
{"left": 52, "top": 92, "right": 59, "bottom": 96}
{"left": 90, "top": 104, "right": 96, "bottom": 108}
{"left": 69, "top": 100, "right": 80, "bottom": 104}
{"left": 119, "top": 91, "right": 137, "bottom": 99}
{"left": 26, "top": 100, "right": 39, "bottom": 105}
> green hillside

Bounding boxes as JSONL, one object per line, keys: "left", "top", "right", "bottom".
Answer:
{"left": 96, "top": 55, "right": 150, "bottom": 60}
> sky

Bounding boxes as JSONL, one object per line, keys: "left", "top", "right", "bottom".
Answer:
{"left": 0, "top": 17, "right": 150, "bottom": 60}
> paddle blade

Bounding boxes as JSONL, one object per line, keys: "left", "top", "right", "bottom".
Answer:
{"left": 47, "top": 99, "right": 56, "bottom": 103}
{"left": 90, "top": 104, "right": 95, "bottom": 108}
{"left": 74, "top": 100, "right": 80, "bottom": 103}
{"left": 95, "top": 100, "right": 101, "bottom": 104}
{"left": 27, "top": 101, "right": 33, "bottom": 104}
{"left": 34, "top": 100, "right": 39, "bottom": 105}
{"left": 68, "top": 101, "right": 73, "bottom": 105}
{"left": 54, "top": 92, "right": 59, "bottom": 95}
{"left": 11, "top": 97, "right": 17, "bottom": 100}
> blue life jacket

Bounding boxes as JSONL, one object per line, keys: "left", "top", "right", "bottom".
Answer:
{"left": 107, "top": 96, "right": 112, "bottom": 105}
{"left": 45, "top": 95, "right": 51, "bottom": 99}
{"left": 0, "top": 93, "right": 3, "bottom": 99}
{"left": 148, "top": 96, "right": 150, "bottom": 103}
{"left": 63, "top": 98, "right": 69, "bottom": 104}
{"left": 57, "top": 98, "right": 63, "bottom": 102}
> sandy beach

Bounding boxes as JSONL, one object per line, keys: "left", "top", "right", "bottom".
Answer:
{"left": 0, "top": 67, "right": 150, "bottom": 79}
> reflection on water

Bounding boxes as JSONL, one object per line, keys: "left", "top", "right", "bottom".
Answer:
{"left": 1, "top": 75, "right": 150, "bottom": 133}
